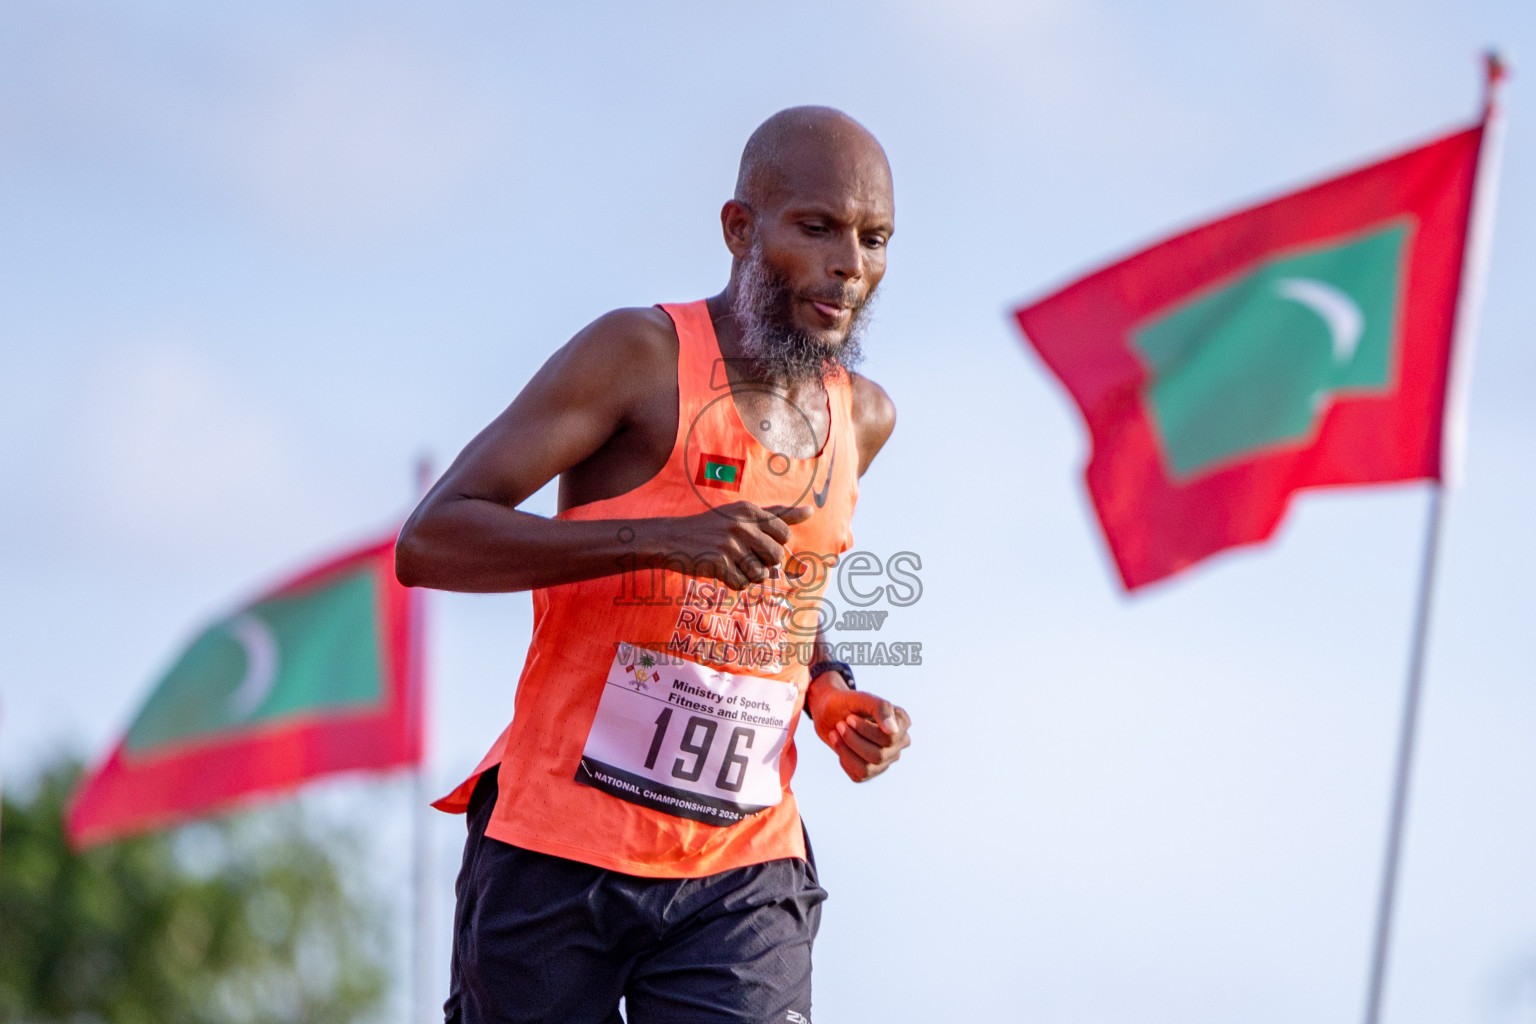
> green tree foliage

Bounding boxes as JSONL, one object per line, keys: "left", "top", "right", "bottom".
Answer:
{"left": 0, "top": 758, "right": 386, "bottom": 1024}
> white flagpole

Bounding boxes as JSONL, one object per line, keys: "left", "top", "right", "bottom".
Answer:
{"left": 1360, "top": 53, "right": 1506, "bottom": 1024}
{"left": 1361, "top": 483, "right": 1444, "bottom": 1024}
{"left": 1441, "top": 53, "right": 1508, "bottom": 487}
{"left": 412, "top": 765, "right": 432, "bottom": 1024}
{"left": 409, "top": 457, "right": 435, "bottom": 1024}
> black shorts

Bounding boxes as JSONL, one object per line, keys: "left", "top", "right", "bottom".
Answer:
{"left": 445, "top": 768, "right": 827, "bottom": 1024}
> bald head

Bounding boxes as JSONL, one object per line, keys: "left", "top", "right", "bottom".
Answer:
{"left": 718, "top": 106, "right": 893, "bottom": 383}
{"left": 734, "top": 106, "right": 891, "bottom": 211}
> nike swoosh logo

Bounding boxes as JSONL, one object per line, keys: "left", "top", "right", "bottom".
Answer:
{"left": 811, "top": 444, "right": 835, "bottom": 508}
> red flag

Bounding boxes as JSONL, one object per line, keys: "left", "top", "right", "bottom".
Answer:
{"left": 68, "top": 537, "right": 424, "bottom": 847}
{"left": 1015, "top": 117, "right": 1488, "bottom": 589}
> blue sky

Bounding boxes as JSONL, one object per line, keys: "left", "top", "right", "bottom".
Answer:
{"left": 3, "top": 2, "right": 1534, "bottom": 1021}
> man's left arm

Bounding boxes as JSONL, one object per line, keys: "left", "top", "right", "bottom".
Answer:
{"left": 804, "top": 372, "right": 911, "bottom": 782}
{"left": 806, "top": 654, "right": 911, "bottom": 782}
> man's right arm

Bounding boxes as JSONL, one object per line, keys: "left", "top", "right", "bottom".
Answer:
{"left": 395, "top": 308, "right": 805, "bottom": 594}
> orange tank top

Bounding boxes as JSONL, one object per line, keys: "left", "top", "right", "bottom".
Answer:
{"left": 433, "top": 300, "right": 859, "bottom": 878}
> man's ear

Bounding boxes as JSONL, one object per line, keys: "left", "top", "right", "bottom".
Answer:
{"left": 720, "top": 199, "right": 754, "bottom": 259}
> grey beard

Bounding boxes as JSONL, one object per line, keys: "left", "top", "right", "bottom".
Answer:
{"left": 731, "top": 246, "right": 872, "bottom": 385}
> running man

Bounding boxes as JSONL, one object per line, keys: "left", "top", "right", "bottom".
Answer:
{"left": 397, "top": 105, "right": 912, "bottom": 1024}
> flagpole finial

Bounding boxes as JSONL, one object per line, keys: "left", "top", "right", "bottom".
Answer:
{"left": 1483, "top": 50, "right": 1509, "bottom": 116}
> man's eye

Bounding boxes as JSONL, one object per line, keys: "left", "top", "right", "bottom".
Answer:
{"left": 801, "top": 222, "right": 828, "bottom": 235}
{"left": 862, "top": 236, "right": 887, "bottom": 250}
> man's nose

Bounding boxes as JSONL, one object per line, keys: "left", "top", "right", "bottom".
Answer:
{"left": 827, "top": 232, "right": 863, "bottom": 283}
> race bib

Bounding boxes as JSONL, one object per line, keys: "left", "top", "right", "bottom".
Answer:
{"left": 575, "top": 644, "right": 799, "bottom": 826}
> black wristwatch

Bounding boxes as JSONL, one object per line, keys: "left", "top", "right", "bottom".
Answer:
{"left": 806, "top": 659, "right": 856, "bottom": 691}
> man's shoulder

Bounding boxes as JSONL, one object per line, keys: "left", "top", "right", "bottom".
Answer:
{"left": 555, "top": 306, "right": 680, "bottom": 394}
{"left": 848, "top": 372, "right": 896, "bottom": 475}
{"left": 574, "top": 306, "right": 679, "bottom": 364}
{"left": 848, "top": 372, "right": 896, "bottom": 432}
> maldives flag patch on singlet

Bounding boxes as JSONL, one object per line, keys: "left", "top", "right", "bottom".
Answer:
{"left": 694, "top": 453, "right": 745, "bottom": 491}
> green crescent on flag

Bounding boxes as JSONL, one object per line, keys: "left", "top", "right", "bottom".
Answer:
{"left": 67, "top": 537, "right": 423, "bottom": 847}
{"left": 125, "top": 568, "right": 385, "bottom": 756}
{"left": 1133, "top": 221, "right": 1411, "bottom": 479}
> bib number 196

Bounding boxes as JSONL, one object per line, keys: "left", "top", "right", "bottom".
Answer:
{"left": 576, "top": 646, "right": 797, "bottom": 825}
{"left": 643, "top": 708, "right": 755, "bottom": 792}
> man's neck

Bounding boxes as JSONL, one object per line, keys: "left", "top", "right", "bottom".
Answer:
{"left": 705, "top": 289, "right": 750, "bottom": 361}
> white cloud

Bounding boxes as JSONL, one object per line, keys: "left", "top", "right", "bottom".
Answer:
{"left": 888, "top": 0, "right": 1205, "bottom": 149}
{"left": 68, "top": 337, "right": 308, "bottom": 551}
{"left": 0, "top": 15, "right": 504, "bottom": 244}
{"left": 228, "top": 32, "right": 501, "bottom": 242}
